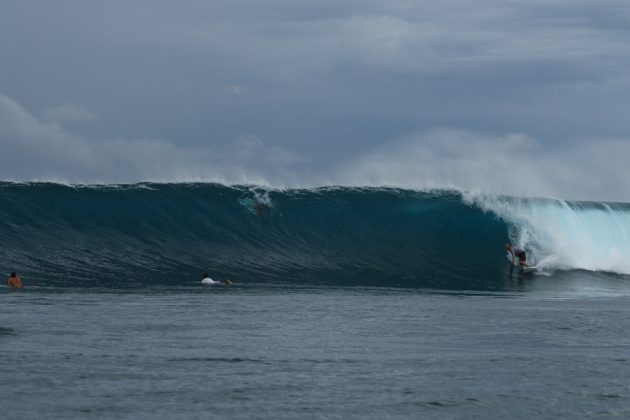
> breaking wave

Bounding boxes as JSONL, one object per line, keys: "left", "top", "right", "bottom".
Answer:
{"left": 1, "top": 182, "right": 629, "bottom": 289}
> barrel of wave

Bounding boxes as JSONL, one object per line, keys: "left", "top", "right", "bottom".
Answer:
{"left": 469, "top": 192, "right": 630, "bottom": 275}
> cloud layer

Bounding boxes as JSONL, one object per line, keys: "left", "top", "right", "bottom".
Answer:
{"left": 1, "top": 1, "right": 630, "bottom": 201}
{"left": 2, "top": 94, "right": 630, "bottom": 202}
{"left": 42, "top": 103, "right": 100, "bottom": 125}
{"left": 0, "top": 95, "right": 301, "bottom": 185}
{"left": 339, "top": 129, "right": 630, "bottom": 202}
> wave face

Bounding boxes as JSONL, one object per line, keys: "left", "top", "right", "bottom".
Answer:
{"left": 0, "top": 183, "right": 628, "bottom": 289}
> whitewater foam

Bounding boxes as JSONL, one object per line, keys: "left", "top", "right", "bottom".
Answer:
{"left": 467, "top": 193, "right": 630, "bottom": 275}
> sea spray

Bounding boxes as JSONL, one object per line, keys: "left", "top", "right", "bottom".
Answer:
{"left": 466, "top": 192, "right": 630, "bottom": 274}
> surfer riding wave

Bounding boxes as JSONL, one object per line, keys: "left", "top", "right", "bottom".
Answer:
{"left": 505, "top": 244, "right": 528, "bottom": 267}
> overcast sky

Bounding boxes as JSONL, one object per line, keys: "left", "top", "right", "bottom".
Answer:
{"left": 1, "top": 0, "right": 630, "bottom": 201}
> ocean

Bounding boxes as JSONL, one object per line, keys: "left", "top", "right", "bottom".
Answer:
{"left": 2, "top": 182, "right": 630, "bottom": 419}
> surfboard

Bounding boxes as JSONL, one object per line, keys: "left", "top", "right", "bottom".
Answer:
{"left": 521, "top": 265, "right": 537, "bottom": 273}
{"left": 506, "top": 252, "right": 537, "bottom": 272}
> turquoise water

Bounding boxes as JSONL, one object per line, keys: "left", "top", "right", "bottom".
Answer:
{"left": 3, "top": 183, "right": 630, "bottom": 289}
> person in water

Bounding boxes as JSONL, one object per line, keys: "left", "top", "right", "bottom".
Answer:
{"left": 505, "top": 244, "right": 528, "bottom": 267}
{"left": 254, "top": 202, "right": 269, "bottom": 215}
{"left": 6, "top": 272, "right": 23, "bottom": 289}
{"left": 201, "top": 273, "right": 232, "bottom": 285}
{"left": 201, "top": 273, "right": 220, "bottom": 285}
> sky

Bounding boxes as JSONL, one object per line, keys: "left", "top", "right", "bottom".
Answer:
{"left": 1, "top": 0, "right": 630, "bottom": 201}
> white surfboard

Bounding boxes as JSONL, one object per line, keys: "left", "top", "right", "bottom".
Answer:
{"left": 506, "top": 252, "right": 537, "bottom": 272}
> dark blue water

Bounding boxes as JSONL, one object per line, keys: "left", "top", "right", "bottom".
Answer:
{"left": 0, "top": 182, "right": 555, "bottom": 289}
{"left": 3, "top": 284, "right": 630, "bottom": 419}
{"left": 3, "top": 183, "right": 630, "bottom": 418}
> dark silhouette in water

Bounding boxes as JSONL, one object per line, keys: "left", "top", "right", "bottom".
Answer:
{"left": 6, "top": 272, "right": 22, "bottom": 289}
{"left": 254, "top": 202, "right": 269, "bottom": 215}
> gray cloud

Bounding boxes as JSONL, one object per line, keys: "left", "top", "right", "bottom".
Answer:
{"left": 1, "top": 1, "right": 630, "bottom": 200}
{"left": 3, "top": 94, "right": 630, "bottom": 202}
{"left": 0, "top": 95, "right": 302, "bottom": 185}
{"left": 42, "top": 103, "right": 100, "bottom": 124}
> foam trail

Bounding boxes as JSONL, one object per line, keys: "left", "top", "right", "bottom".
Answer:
{"left": 468, "top": 193, "right": 630, "bottom": 275}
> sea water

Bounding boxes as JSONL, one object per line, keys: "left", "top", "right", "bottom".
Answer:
{"left": 2, "top": 183, "right": 630, "bottom": 418}
{"left": 3, "top": 283, "right": 630, "bottom": 419}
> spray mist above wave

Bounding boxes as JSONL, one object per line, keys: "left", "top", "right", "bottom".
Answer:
{"left": 466, "top": 192, "right": 630, "bottom": 275}
{"left": 4, "top": 91, "right": 630, "bottom": 204}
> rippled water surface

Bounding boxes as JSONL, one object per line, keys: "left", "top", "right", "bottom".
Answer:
{"left": 3, "top": 281, "right": 630, "bottom": 419}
